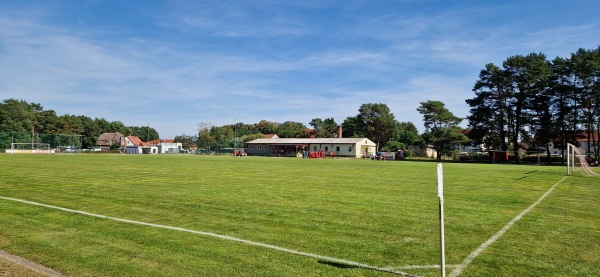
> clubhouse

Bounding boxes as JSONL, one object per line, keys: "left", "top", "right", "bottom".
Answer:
{"left": 245, "top": 137, "right": 376, "bottom": 158}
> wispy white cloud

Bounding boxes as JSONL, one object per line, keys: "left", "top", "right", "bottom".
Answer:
{"left": 168, "top": 0, "right": 314, "bottom": 38}
{"left": 1, "top": 1, "right": 599, "bottom": 138}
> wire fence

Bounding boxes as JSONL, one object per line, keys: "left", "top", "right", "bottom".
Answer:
{"left": 0, "top": 132, "right": 83, "bottom": 151}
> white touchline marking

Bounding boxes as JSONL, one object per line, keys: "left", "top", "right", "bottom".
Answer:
{"left": 0, "top": 196, "right": 420, "bottom": 277}
{"left": 448, "top": 176, "right": 568, "bottom": 277}
{"left": 389, "top": 264, "right": 459, "bottom": 269}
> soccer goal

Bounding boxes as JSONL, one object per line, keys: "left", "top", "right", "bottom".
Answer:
{"left": 7, "top": 143, "right": 54, "bottom": 154}
{"left": 566, "top": 143, "right": 598, "bottom": 177}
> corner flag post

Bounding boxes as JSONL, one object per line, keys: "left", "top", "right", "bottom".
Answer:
{"left": 437, "top": 163, "right": 446, "bottom": 277}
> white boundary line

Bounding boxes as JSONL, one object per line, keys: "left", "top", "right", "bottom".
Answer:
{"left": 448, "top": 176, "right": 568, "bottom": 277}
{"left": 389, "top": 264, "right": 459, "bottom": 269}
{"left": 0, "top": 196, "right": 420, "bottom": 277}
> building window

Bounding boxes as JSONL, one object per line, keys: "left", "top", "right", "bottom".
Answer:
{"left": 336, "top": 146, "right": 340, "bottom": 152}
{"left": 249, "top": 146, "right": 253, "bottom": 150}
{"left": 325, "top": 146, "right": 329, "bottom": 151}
{"left": 258, "top": 145, "right": 262, "bottom": 150}
{"left": 348, "top": 146, "right": 352, "bottom": 152}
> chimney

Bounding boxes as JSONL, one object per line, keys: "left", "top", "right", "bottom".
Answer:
{"left": 337, "top": 125, "right": 343, "bottom": 138}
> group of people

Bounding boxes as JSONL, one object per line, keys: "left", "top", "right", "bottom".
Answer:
{"left": 233, "top": 150, "right": 247, "bottom": 156}
{"left": 300, "top": 150, "right": 337, "bottom": 159}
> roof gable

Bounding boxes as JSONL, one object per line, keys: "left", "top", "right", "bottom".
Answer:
{"left": 96, "top": 132, "right": 125, "bottom": 147}
{"left": 126, "top": 136, "right": 144, "bottom": 146}
{"left": 97, "top": 132, "right": 123, "bottom": 142}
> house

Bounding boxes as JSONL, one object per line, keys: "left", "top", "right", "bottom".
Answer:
{"left": 124, "top": 136, "right": 143, "bottom": 154}
{"left": 575, "top": 131, "right": 599, "bottom": 155}
{"left": 546, "top": 130, "right": 599, "bottom": 155}
{"left": 245, "top": 137, "right": 376, "bottom": 158}
{"left": 123, "top": 136, "right": 160, "bottom": 154}
{"left": 407, "top": 145, "right": 437, "bottom": 158}
{"left": 96, "top": 133, "right": 125, "bottom": 150}
{"left": 146, "top": 139, "right": 183, "bottom": 154}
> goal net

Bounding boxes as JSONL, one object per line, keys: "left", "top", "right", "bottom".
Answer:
{"left": 7, "top": 143, "right": 54, "bottom": 154}
{"left": 567, "top": 143, "right": 598, "bottom": 177}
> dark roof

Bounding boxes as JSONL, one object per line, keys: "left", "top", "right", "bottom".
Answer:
{"left": 97, "top": 133, "right": 124, "bottom": 146}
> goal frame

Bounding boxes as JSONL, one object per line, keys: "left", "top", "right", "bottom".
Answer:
{"left": 7, "top": 143, "right": 54, "bottom": 154}
{"left": 567, "top": 143, "right": 598, "bottom": 177}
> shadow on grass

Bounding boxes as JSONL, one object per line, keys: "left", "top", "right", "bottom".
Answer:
{"left": 318, "top": 260, "right": 358, "bottom": 269}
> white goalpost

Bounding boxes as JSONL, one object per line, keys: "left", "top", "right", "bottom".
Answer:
{"left": 7, "top": 143, "right": 54, "bottom": 154}
{"left": 566, "top": 143, "right": 598, "bottom": 177}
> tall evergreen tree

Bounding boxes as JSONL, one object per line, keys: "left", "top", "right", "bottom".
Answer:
{"left": 524, "top": 55, "right": 554, "bottom": 163}
{"left": 417, "top": 100, "right": 467, "bottom": 161}
{"left": 309, "top": 118, "right": 338, "bottom": 138}
{"left": 466, "top": 63, "right": 511, "bottom": 151}
{"left": 503, "top": 53, "right": 551, "bottom": 163}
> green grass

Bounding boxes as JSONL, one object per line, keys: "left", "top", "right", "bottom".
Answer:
{"left": 0, "top": 154, "right": 598, "bottom": 276}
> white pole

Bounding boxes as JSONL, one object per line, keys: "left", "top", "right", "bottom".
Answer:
{"left": 437, "top": 163, "right": 446, "bottom": 277}
{"left": 567, "top": 143, "right": 571, "bottom": 176}
{"left": 571, "top": 144, "right": 575, "bottom": 173}
{"left": 234, "top": 118, "right": 237, "bottom": 151}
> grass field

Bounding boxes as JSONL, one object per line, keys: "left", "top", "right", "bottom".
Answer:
{"left": 0, "top": 154, "right": 598, "bottom": 276}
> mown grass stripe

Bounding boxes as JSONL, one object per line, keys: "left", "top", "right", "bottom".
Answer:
{"left": 0, "top": 195, "right": 420, "bottom": 277}
{"left": 449, "top": 176, "right": 568, "bottom": 277}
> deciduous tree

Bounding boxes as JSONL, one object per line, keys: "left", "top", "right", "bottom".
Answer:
{"left": 356, "top": 103, "right": 396, "bottom": 151}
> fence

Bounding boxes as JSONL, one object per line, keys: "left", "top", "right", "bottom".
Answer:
{"left": 452, "top": 150, "right": 591, "bottom": 165}
{"left": 195, "top": 148, "right": 243, "bottom": 155}
{"left": 0, "top": 132, "right": 83, "bottom": 151}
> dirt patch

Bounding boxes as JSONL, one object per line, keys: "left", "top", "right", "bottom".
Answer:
{"left": 0, "top": 250, "right": 64, "bottom": 277}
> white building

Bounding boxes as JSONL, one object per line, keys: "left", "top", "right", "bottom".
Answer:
{"left": 147, "top": 139, "right": 183, "bottom": 154}
{"left": 245, "top": 138, "right": 376, "bottom": 158}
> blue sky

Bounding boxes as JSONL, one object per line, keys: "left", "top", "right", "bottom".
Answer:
{"left": 1, "top": 0, "right": 599, "bottom": 139}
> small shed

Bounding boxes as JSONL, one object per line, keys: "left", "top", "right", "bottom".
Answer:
{"left": 489, "top": 150, "right": 509, "bottom": 163}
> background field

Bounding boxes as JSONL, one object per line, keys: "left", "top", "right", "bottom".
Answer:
{"left": 0, "top": 154, "right": 598, "bottom": 276}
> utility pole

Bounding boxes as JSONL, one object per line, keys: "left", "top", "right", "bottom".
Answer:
{"left": 234, "top": 118, "right": 237, "bottom": 151}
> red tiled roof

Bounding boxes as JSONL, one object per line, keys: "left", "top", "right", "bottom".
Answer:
{"left": 127, "top": 136, "right": 144, "bottom": 146}
{"left": 577, "top": 131, "right": 599, "bottom": 141}
{"left": 147, "top": 139, "right": 160, "bottom": 145}
{"left": 146, "top": 139, "right": 176, "bottom": 146}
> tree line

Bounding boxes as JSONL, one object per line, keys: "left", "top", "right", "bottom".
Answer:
{"left": 0, "top": 99, "right": 159, "bottom": 149}
{"left": 0, "top": 98, "right": 466, "bottom": 157}
{"left": 466, "top": 46, "right": 600, "bottom": 163}
{"left": 2, "top": 46, "right": 597, "bottom": 161}
{"left": 195, "top": 101, "right": 463, "bottom": 159}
